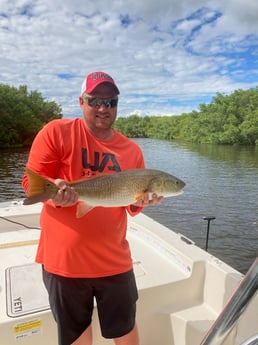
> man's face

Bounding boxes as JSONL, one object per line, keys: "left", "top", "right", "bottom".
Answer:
{"left": 79, "top": 83, "right": 118, "bottom": 137}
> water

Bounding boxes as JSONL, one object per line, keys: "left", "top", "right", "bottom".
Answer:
{"left": 0, "top": 140, "right": 257, "bottom": 274}
{"left": 137, "top": 139, "right": 258, "bottom": 274}
{"left": 0, "top": 148, "right": 29, "bottom": 201}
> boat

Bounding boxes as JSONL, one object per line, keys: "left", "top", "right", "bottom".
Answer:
{"left": 0, "top": 200, "right": 257, "bottom": 345}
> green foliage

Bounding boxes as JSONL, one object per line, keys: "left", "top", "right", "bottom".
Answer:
{"left": 114, "top": 87, "right": 258, "bottom": 145}
{"left": 179, "top": 88, "right": 258, "bottom": 145}
{"left": 0, "top": 84, "right": 62, "bottom": 148}
{"left": 115, "top": 114, "right": 182, "bottom": 140}
{"left": 1, "top": 84, "right": 257, "bottom": 147}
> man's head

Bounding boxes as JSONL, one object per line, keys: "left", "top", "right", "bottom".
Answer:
{"left": 79, "top": 71, "right": 119, "bottom": 139}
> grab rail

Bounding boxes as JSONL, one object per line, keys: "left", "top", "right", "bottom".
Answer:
{"left": 200, "top": 257, "right": 258, "bottom": 345}
{"left": 240, "top": 334, "right": 258, "bottom": 345}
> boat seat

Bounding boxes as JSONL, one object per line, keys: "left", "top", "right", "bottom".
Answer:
{"left": 136, "top": 258, "right": 242, "bottom": 345}
{"left": 169, "top": 303, "right": 217, "bottom": 345}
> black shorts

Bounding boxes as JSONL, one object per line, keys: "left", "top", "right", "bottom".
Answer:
{"left": 42, "top": 267, "right": 138, "bottom": 345}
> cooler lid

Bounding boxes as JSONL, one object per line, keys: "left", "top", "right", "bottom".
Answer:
{"left": 6, "top": 263, "right": 49, "bottom": 317}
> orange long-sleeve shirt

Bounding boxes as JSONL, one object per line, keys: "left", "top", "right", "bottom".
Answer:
{"left": 22, "top": 118, "right": 145, "bottom": 277}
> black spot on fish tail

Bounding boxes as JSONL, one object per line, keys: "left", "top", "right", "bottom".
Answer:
{"left": 23, "top": 192, "right": 51, "bottom": 205}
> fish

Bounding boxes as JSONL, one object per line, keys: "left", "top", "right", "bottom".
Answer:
{"left": 23, "top": 168, "right": 185, "bottom": 217}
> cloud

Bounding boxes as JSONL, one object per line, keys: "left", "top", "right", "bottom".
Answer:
{"left": 1, "top": 0, "right": 258, "bottom": 117}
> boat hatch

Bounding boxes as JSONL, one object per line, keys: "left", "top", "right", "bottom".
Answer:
{"left": 5, "top": 263, "right": 49, "bottom": 317}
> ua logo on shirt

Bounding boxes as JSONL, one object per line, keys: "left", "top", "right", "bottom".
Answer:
{"left": 81, "top": 148, "right": 121, "bottom": 174}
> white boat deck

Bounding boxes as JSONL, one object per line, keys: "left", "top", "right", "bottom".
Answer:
{"left": 0, "top": 201, "right": 257, "bottom": 345}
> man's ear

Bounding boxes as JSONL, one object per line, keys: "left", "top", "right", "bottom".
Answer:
{"left": 79, "top": 96, "right": 84, "bottom": 106}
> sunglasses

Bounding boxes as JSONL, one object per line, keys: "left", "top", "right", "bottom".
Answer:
{"left": 83, "top": 95, "right": 118, "bottom": 109}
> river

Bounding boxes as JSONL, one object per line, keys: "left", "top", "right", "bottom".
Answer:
{"left": 0, "top": 139, "right": 257, "bottom": 274}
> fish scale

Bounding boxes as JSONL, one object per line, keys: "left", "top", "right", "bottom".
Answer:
{"left": 72, "top": 172, "right": 156, "bottom": 206}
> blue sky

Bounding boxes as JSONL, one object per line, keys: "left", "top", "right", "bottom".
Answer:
{"left": 1, "top": 0, "right": 258, "bottom": 117}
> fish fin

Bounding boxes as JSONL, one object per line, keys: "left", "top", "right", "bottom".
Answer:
{"left": 23, "top": 168, "right": 57, "bottom": 205}
{"left": 135, "top": 192, "right": 148, "bottom": 201}
{"left": 72, "top": 173, "right": 109, "bottom": 184}
{"left": 76, "top": 201, "right": 94, "bottom": 218}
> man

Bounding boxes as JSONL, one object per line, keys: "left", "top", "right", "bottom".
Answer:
{"left": 22, "top": 71, "right": 163, "bottom": 345}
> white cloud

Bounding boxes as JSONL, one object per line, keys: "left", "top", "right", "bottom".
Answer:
{"left": 0, "top": 0, "right": 258, "bottom": 117}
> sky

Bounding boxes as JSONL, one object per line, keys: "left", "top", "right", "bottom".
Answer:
{"left": 1, "top": 0, "right": 258, "bottom": 118}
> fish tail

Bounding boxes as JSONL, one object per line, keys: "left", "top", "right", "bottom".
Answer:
{"left": 23, "top": 168, "right": 56, "bottom": 205}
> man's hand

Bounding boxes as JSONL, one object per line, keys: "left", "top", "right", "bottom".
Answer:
{"left": 52, "top": 179, "right": 79, "bottom": 207}
{"left": 133, "top": 193, "right": 164, "bottom": 208}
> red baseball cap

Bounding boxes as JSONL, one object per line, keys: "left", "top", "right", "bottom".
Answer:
{"left": 81, "top": 71, "right": 120, "bottom": 95}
